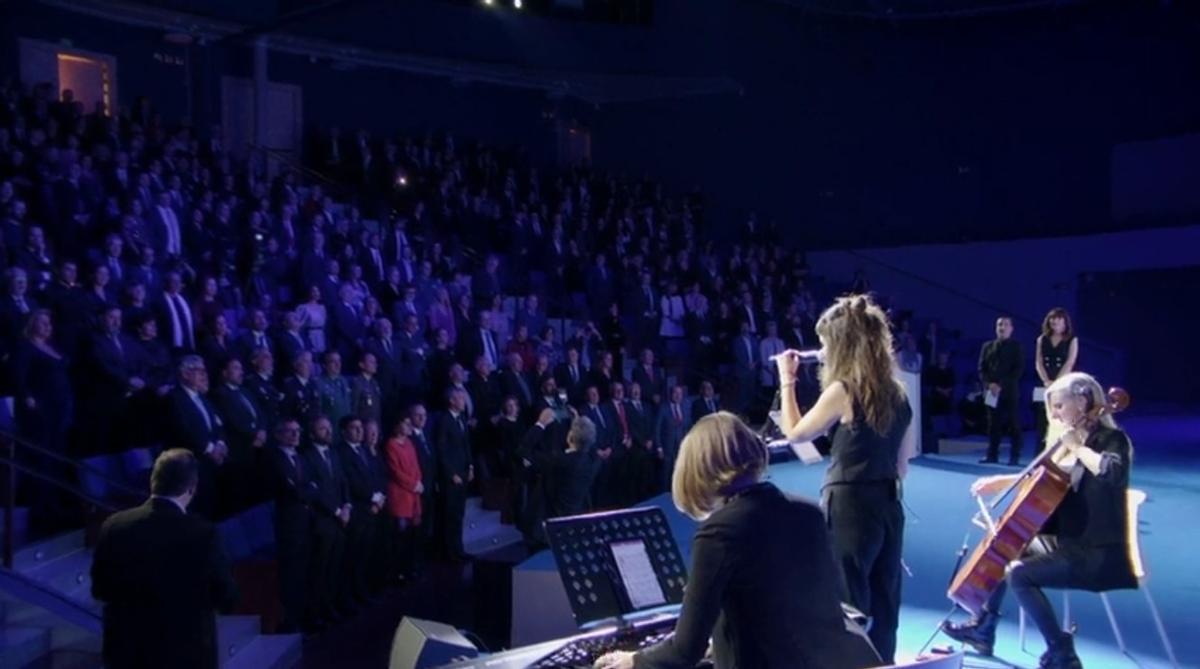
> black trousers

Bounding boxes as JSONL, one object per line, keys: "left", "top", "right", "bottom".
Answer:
{"left": 983, "top": 542, "right": 1134, "bottom": 646}
{"left": 308, "top": 513, "right": 345, "bottom": 620}
{"left": 986, "top": 391, "right": 1022, "bottom": 462}
{"left": 824, "top": 483, "right": 905, "bottom": 664}
{"left": 440, "top": 483, "right": 467, "bottom": 558}
{"left": 342, "top": 514, "right": 374, "bottom": 604}
{"left": 273, "top": 508, "right": 311, "bottom": 631}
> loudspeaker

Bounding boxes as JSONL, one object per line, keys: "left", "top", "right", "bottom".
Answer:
{"left": 388, "top": 617, "right": 479, "bottom": 669}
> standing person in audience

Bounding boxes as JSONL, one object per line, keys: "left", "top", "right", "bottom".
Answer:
{"left": 594, "top": 413, "right": 879, "bottom": 669}
{"left": 336, "top": 416, "right": 384, "bottom": 607}
{"left": 774, "top": 295, "right": 914, "bottom": 663}
{"left": 166, "top": 355, "right": 227, "bottom": 518}
{"left": 436, "top": 388, "right": 473, "bottom": 562}
{"left": 691, "top": 379, "right": 720, "bottom": 420}
{"left": 979, "top": 315, "right": 1024, "bottom": 465}
{"left": 384, "top": 416, "right": 422, "bottom": 581}
{"left": 265, "top": 419, "right": 315, "bottom": 633}
{"left": 758, "top": 320, "right": 786, "bottom": 390}
{"left": 624, "top": 381, "right": 658, "bottom": 502}
{"left": 314, "top": 352, "right": 350, "bottom": 424}
{"left": 732, "top": 320, "right": 758, "bottom": 416}
{"left": 407, "top": 403, "right": 438, "bottom": 574}
{"left": 363, "top": 419, "right": 393, "bottom": 591}
{"left": 655, "top": 384, "right": 691, "bottom": 494}
{"left": 352, "top": 350, "right": 384, "bottom": 426}
{"left": 243, "top": 347, "right": 283, "bottom": 431}
{"left": 158, "top": 271, "right": 196, "bottom": 354}
{"left": 211, "top": 357, "right": 266, "bottom": 514}
{"left": 282, "top": 351, "right": 322, "bottom": 426}
{"left": 91, "top": 449, "right": 239, "bottom": 669}
{"left": 1034, "top": 307, "right": 1078, "bottom": 452}
{"left": 296, "top": 285, "right": 328, "bottom": 353}
{"left": 302, "top": 415, "right": 351, "bottom": 628}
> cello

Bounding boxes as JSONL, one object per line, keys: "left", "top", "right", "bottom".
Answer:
{"left": 946, "top": 386, "right": 1130, "bottom": 615}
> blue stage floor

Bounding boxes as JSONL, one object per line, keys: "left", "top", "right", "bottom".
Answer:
{"left": 517, "top": 413, "right": 1199, "bottom": 668}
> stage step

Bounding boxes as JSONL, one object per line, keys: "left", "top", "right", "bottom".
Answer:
{"left": 217, "top": 614, "right": 261, "bottom": 666}
{"left": 224, "top": 634, "right": 302, "bottom": 669}
{"left": 13, "top": 531, "right": 85, "bottom": 573}
{"left": 464, "top": 497, "right": 522, "bottom": 556}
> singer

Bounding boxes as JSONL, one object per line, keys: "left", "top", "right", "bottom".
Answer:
{"left": 773, "top": 294, "right": 914, "bottom": 663}
{"left": 942, "top": 372, "right": 1135, "bottom": 669}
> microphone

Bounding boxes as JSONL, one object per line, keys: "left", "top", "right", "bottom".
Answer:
{"left": 768, "top": 349, "right": 823, "bottom": 365}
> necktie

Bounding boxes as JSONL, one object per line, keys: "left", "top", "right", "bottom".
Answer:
{"left": 111, "top": 333, "right": 123, "bottom": 356}
{"left": 707, "top": 398, "right": 714, "bottom": 413}
{"left": 383, "top": 338, "right": 392, "bottom": 357}
{"left": 320, "top": 448, "right": 332, "bottom": 475}
{"left": 415, "top": 433, "right": 430, "bottom": 456}
{"left": 570, "top": 366, "right": 578, "bottom": 384}
{"left": 237, "top": 390, "right": 257, "bottom": 421}
{"left": 484, "top": 331, "right": 496, "bottom": 365}
{"left": 673, "top": 403, "right": 681, "bottom": 424}
{"left": 16, "top": 297, "right": 27, "bottom": 313}
{"left": 109, "top": 257, "right": 121, "bottom": 281}
{"left": 615, "top": 402, "right": 628, "bottom": 437}
{"left": 192, "top": 394, "right": 212, "bottom": 431}
{"left": 287, "top": 451, "right": 304, "bottom": 484}
{"left": 172, "top": 293, "right": 194, "bottom": 349}
{"left": 633, "top": 400, "right": 641, "bottom": 412}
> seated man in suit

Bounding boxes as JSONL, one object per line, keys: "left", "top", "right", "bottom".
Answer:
{"left": 91, "top": 449, "right": 239, "bottom": 669}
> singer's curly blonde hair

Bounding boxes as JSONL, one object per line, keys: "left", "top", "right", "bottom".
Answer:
{"left": 815, "top": 294, "right": 906, "bottom": 435}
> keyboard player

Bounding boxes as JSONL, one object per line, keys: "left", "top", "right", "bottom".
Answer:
{"left": 595, "top": 412, "right": 880, "bottom": 669}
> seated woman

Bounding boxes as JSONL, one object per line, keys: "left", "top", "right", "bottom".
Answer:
{"left": 595, "top": 411, "right": 880, "bottom": 669}
{"left": 943, "top": 372, "right": 1136, "bottom": 669}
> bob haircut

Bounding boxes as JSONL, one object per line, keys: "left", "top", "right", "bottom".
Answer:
{"left": 671, "top": 412, "right": 769, "bottom": 521}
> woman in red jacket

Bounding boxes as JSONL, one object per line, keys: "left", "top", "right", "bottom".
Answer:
{"left": 385, "top": 417, "right": 422, "bottom": 580}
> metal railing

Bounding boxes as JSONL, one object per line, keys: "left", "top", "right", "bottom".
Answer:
{"left": 0, "top": 430, "right": 145, "bottom": 569}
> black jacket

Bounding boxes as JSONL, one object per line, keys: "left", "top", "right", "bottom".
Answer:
{"left": 637, "top": 484, "right": 880, "bottom": 669}
{"left": 91, "top": 498, "right": 238, "bottom": 669}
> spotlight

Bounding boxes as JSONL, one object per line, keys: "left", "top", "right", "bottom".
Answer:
{"left": 514, "top": 0, "right": 522, "bottom": 8}
{"left": 482, "top": 0, "right": 493, "bottom": 5}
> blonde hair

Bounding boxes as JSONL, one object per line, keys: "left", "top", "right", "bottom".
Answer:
{"left": 815, "top": 294, "right": 906, "bottom": 435}
{"left": 671, "top": 412, "right": 768, "bottom": 520}
{"left": 1045, "top": 372, "right": 1119, "bottom": 431}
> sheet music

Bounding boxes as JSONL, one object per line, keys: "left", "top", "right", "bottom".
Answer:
{"left": 610, "top": 540, "right": 667, "bottom": 610}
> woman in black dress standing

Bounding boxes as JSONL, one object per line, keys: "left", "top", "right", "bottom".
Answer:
{"left": 774, "top": 294, "right": 916, "bottom": 663}
{"left": 12, "top": 310, "right": 75, "bottom": 529}
{"left": 1034, "top": 307, "right": 1078, "bottom": 452}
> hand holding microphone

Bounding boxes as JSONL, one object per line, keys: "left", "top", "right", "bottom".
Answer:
{"left": 771, "top": 348, "right": 821, "bottom": 384}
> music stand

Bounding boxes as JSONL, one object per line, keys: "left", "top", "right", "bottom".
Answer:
{"left": 543, "top": 507, "right": 688, "bottom": 630}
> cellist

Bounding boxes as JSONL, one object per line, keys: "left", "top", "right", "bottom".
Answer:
{"left": 942, "top": 372, "right": 1137, "bottom": 669}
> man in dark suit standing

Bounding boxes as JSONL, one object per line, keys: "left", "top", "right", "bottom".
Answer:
{"left": 211, "top": 357, "right": 266, "bottom": 514}
{"left": 91, "top": 449, "right": 238, "bottom": 669}
{"left": 327, "top": 282, "right": 365, "bottom": 364}
{"left": 691, "top": 379, "right": 720, "bottom": 420}
{"left": 166, "top": 355, "right": 227, "bottom": 518}
{"left": 978, "top": 316, "right": 1024, "bottom": 465}
{"left": 408, "top": 403, "right": 438, "bottom": 573}
{"left": 264, "top": 419, "right": 315, "bottom": 634}
{"left": 624, "top": 382, "right": 658, "bottom": 503}
{"left": 553, "top": 346, "right": 586, "bottom": 406}
{"left": 436, "top": 389, "right": 473, "bottom": 562}
{"left": 336, "top": 416, "right": 385, "bottom": 606}
{"left": 302, "top": 416, "right": 351, "bottom": 627}
{"left": 655, "top": 384, "right": 692, "bottom": 493}
{"left": 581, "top": 385, "right": 617, "bottom": 508}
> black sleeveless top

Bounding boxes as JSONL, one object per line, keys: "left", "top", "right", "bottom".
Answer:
{"left": 1039, "top": 335, "right": 1073, "bottom": 383}
{"left": 823, "top": 387, "right": 913, "bottom": 488}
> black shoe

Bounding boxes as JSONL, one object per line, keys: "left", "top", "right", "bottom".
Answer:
{"left": 942, "top": 611, "right": 999, "bottom": 656}
{"left": 1039, "top": 633, "right": 1083, "bottom": 669}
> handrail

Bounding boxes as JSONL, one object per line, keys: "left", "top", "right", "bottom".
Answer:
{"left": 250, "top": 143, "right": 341, "bottom": 189}
{"left": 0, "top": 431, "right": 146, "bottom": 499}
{"left": 1, "top": 431, "right": 143, "bottom": 569}
{"left": 841, "top": 248, "right": 1123, "bottom": 360}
